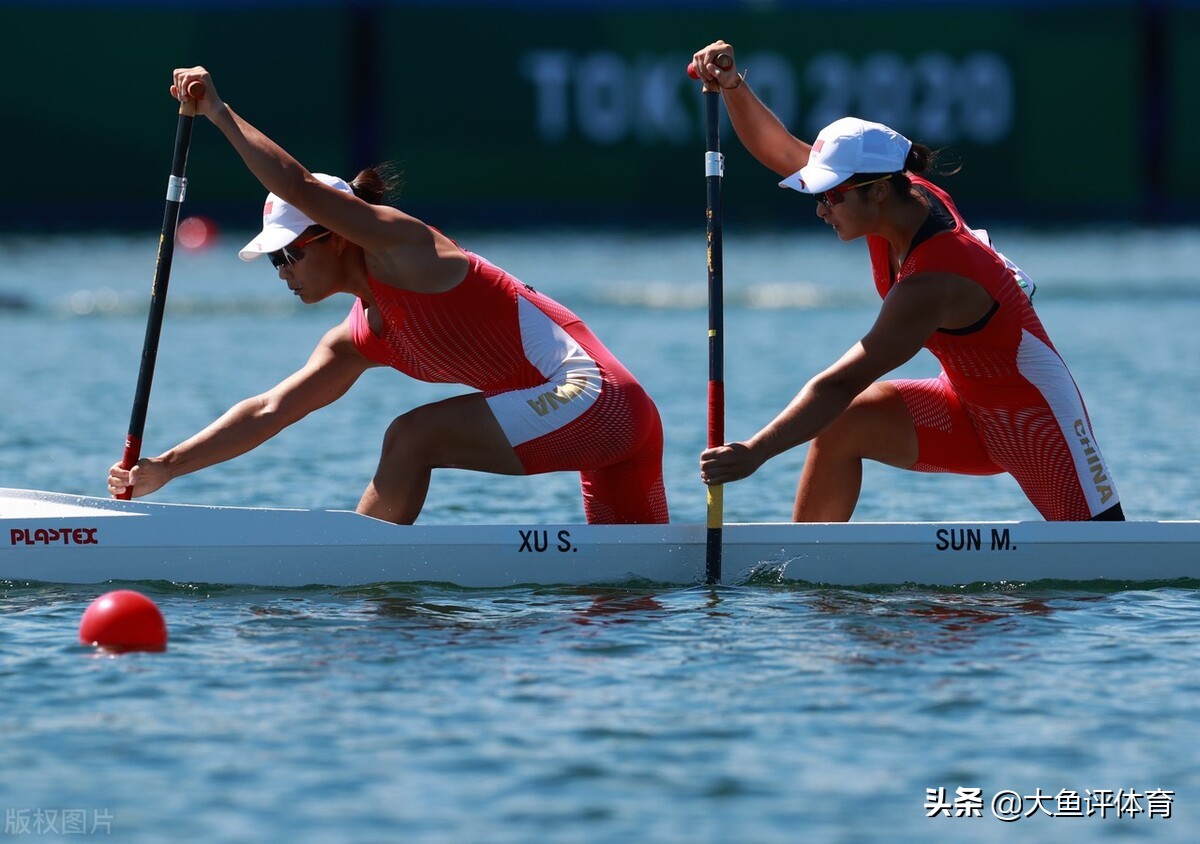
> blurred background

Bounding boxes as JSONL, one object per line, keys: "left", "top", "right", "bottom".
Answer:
{"left": 1, "top": 0, "right": 1196, "bottom": 232}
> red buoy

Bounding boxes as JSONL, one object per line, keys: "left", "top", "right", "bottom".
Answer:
{"left": 79, "top": 590, "right": 168, "bottom": 652}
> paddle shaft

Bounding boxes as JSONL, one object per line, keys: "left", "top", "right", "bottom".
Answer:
{"left": 117, "top": 93, "right": 199, "bottom": 498}
{"left": 704, "top": 87, "right": 725, "bottom": 585}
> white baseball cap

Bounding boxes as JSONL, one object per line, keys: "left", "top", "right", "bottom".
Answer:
{"left": 238, "top": 173, "right": 353, "bottom": 261}
{"left": 779, "top": 117, "right": 912, "bottom": 194}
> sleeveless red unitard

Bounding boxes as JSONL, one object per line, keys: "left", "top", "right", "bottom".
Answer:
{"left": 347, "top": 249, "right": 668, "bottom": 524}
{"left": 867, "top": 176, "right": 1120, "bottom": 520}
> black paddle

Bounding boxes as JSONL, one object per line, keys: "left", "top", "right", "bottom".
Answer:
{"left": 116, "top": 84, "right": 203, "bottom": 499}
{"left": 688, "top": 54, "right": 732, "bottom": 584}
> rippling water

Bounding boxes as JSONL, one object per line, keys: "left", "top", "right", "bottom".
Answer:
{"left": 2, "top": 228, "right": 1199, "bottom": 840}
{"left": 3, "top": 582, "right": 1198, "bottom": 841}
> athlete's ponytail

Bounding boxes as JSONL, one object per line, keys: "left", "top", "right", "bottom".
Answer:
{"left": 905, "top": 143, "right": 961, "bottom": 179}
{"left": 851, "top": 142, "right": 961, "bottom": 203}
{"left": 350, "top": 163, "right": 405, "bottom": 205}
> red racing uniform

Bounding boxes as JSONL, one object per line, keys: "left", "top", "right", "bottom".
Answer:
{"left": 867, "top": 176, "right": 1121, "bottom": 520}
{"left": 347, "top": 248, "right": 669, "bottom": 524}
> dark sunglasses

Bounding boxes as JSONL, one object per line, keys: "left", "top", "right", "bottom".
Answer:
{"left": 268, "top": 230, "right": 332, "bottom": 269}
{"left": 814, "top": 175, "right": 892, "bottom": 208}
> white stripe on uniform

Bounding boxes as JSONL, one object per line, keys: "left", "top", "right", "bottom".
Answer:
{"left": 486, "top": 296, "right": 602, "bottom": 447}
{"left": 1016, "top": 330, "right": 1119, "bottom": 514}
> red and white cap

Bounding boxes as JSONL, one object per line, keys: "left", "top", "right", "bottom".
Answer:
{"left": 238, "top": 173, "right": 353, "bottom": 261}
{"left": 778, "top": 117, "right": 912, "bottom": 194}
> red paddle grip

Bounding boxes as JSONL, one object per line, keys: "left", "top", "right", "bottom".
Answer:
{"left": 707, "top": 382, "right": 725, "bottom": 448}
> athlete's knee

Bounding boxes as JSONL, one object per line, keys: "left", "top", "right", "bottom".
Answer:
{"left": 379, "top": 408, "right": 438, "bottom": 466}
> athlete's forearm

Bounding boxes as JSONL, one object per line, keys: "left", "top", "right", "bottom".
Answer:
{"left": 156, "top": 396, "right": 289, "bottom": 482}
{"left": 747, "top": 377, "right": 857, "bottom": 462}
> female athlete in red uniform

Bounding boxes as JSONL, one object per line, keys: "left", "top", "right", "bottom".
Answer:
{"left": 692, "top": 40, "right": 1122, "bottom": 522}
{"left": 107, "top": 67, "right": 668, "bottom": 525}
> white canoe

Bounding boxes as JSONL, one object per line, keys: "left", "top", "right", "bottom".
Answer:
{"left": 2, "top": 486, "right": 1197, "bottom": 588}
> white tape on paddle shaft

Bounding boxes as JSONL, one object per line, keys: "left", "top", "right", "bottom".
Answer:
{"left": 166, "top": 175, "right": 188, "bottom": 203}
{"left": 705, "top": 151, "right": 724, "bottom": 178}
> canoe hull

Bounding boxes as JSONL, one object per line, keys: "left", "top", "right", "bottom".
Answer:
{"left": 3, "top": 488, "right": 1197, "bottom": 587}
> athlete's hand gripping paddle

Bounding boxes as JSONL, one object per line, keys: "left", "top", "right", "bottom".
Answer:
{"left": 116, "top": 83, "right": 204, "bottom": 499}
{"left": 686, "top": 53, "right": 734, "bottom": 92}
